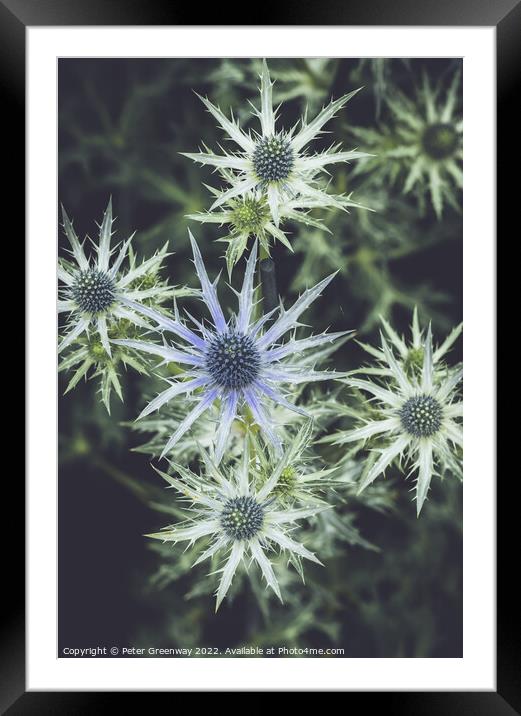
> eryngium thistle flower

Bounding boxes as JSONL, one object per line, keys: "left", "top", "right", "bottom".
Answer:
{"left": 187, "top": 176, "right": 367, "bottom": 276}
{"left": 354, "top": 307, "right": 462, "bottom": 381}
{"left": 332, "top": 326, "right": 462, "bottom": 515}
{"left": 350, "top": 68, "right": 462, "bottom": 218}
{"left": 182, "top": 60, "right": 370, "bottom": 227}
{"left": 58, "top": 199, "right": 172, "bottom": 356}
{"left": 252, "top": 420, "right": 343, "bottom": 508}
{"left": 58, "top": 331, "right": 149, "bottom": 413}
{"left": 114, "top": 231, "right": 348, "bottom": 462}
{"left": 147, "top": 433, "right": 326, "bottom": 609}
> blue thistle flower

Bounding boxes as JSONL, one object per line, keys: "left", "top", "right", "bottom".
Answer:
{"left": 114, "top": 231, "right": 349, "bottom": 462}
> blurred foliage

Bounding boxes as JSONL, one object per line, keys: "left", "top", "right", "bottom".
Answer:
{"left": 59, "top": 57, "right": 462, "bottom": 658}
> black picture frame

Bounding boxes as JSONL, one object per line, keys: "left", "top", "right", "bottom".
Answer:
{"left": 7, "top": 0, "right": 510, "bottom": 708}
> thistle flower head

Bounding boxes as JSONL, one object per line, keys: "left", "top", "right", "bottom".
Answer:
{"left": 399, "top": 394, "right": 443, "bottom": 438}
{"left": 206, "top": 330, "right": 261, "bottom": 389}
{"left": 274, "top": 467, "right": 297, "bottom": 498}
{"left": 252, "top": 419, "right": 344, "bottom": 507}
{"left": 333, "top": 322, "right": 462, "bottom": 515}
{"left": 354, "top": 307, "right": 462, "bottom": 381}
{"left": 58, "top": 322, "right": 151, "bottom": 413}
{"left": 187, "top": 185, "right": 367, "bottom": 275}
{"left": 72, "top": 269, "right": 116, "bottom": 314}
{"left": 114, "top": 230, "right": 349, "bottom": 462}
{"left": 231, "top": 196, "right": 269, "bottom": 235}
{"left": 58, "top": 200, "right": 180, "bottom": 410}
{"left": 220, "top": 495, "right": 265, "bottom": 540}
{"left": 58, "top": 199, "right": 172, "bottom": 356}
{"left": 182, "top": 60, "right": 370, "bottom": 231}
{"left": 253, "top": 134, "right": 295, "bottom": 182}
{"left": 148, "top": 429, "right": 327, "bottom": 609}
{"left": 350, "top": 67, "right": 462, "bottom": 218}
{"left": 421, "top": 122, "right": 459, "bottom": 160}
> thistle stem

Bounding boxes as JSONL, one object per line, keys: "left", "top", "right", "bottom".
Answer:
{"left": 259, "top": 257, "right": 278, "bottom": 314}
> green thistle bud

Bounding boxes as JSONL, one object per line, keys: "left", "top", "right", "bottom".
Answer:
{"left": 274, "top": 467, "right": 297, "bottom": 499}
{"left": 231, "top": 197, "right": 269, "bottom": 236}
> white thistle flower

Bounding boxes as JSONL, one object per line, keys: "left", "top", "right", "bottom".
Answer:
{"left": 252, "top": 421, "right": 343, "bottom": 508}
{"left": 58, "top": 199, "right": 173, "bottom": 356}
{"left": 333, "top": 325, "right": 462, "bottom": 515}
{"left": 147, "top": 432, "right": 326, "bottom": 610}
{"left": 182, "top": 59, "right": 370, "bottom": 227}
{"left": 351, "top": 68, "right": 462, "bottom": 218}
{"left": 353, "top": 307, "right": 462, "bottom": 380}
{"left": 58, "top": 333, "right": 149, "bottom": 413}
{"left": 114, "top": 231, "right": 349, "bottom": 462}
{"left": 187, "top": 177, "right": 367, "bottom": 276}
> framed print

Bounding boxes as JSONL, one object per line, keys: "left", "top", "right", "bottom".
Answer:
{"left": 5, "top": 0, "right": 514, "bottom": 707}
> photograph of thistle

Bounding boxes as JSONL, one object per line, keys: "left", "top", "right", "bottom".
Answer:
{"left": 58, "top": 57, "right": 463, "bottom": 658}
